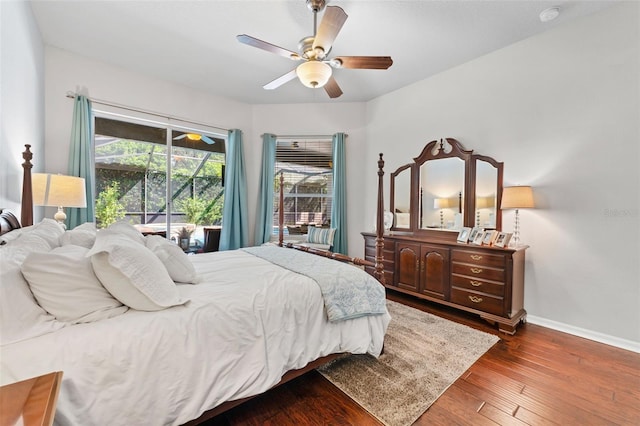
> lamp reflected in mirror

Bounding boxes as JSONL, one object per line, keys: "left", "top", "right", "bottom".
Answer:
{"left": 33, "top": 173, "right": 87, "bottom": 229}
{"left": 433, "top": 198, "right": 452, "bottom": 229}
{"left": 475, "top": 196, "right": 496, "bottom": 227}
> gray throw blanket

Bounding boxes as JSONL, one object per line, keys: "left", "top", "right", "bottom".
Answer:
{"left": 242, "top": 246, "right": 387, "bottom": 322}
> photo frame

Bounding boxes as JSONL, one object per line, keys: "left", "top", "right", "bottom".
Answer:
{"left": 456, "top": 227, "right": 471, "bottom": 243}
{"left": 468, "top": 227, "right": 483, "bottom": 243}
{"left": 482, "top": 230, "right": 497, "bottom": 246}
{"left": 472, "top": 230, "right": 485, "bottom": 245}
{"left": 494, "top": 232, "right": 513, "bottom": 248}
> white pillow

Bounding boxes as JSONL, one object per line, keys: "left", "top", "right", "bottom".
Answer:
{"left": 88, "top": 231, "right": 187, "bottom": 311}
{"left": 59, "top": 222, "right": 97, "bottom": 248}
{"left": 145, "top": 235, "right": 199, "bottom": 284}
{"left": 21, "top": 245, "right": 129, "bottom": 323}
{"left": 28, "top": 218, "right": 65, "bottom": 249}
{"left": 0, "top": 264, "right": 64, "bottom": 346}
{"left": 105, "top": 221, "right": 146, "bottom": 245}
{"left": 0, "top": 233, "right": 52, "bottom": 267}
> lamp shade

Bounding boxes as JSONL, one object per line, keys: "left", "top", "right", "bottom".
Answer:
{"left": 501, "top": 186, "right": 534, "bottom": 209}
{"left": 433, "top": 198, "right": 452, "bottom": 209}
{"left": 33, "top": 173, "right": 87, "bottom": 208}
{"left": 475, "top": 196, "right": 495, "bottom": 209}
{"left": 296, "top": 61, "right": 332, "bottom": 88}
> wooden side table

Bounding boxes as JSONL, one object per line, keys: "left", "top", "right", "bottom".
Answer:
{"left": 0, "top": 371, "right": 63, "bottom": 426}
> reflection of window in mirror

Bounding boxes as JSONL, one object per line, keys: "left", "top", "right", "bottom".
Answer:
{"left": 420, "top": 158, "right": 465, "bottom": 230}
{"left": 475, "top": 160, "right": 498, "bottom": 228}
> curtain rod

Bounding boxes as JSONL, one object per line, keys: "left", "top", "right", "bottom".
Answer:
{"left": 66, "top": 92, "right": 229, "bottom": 133}
{"left": 263, "top": 134, "right": 348, "bottom": 139}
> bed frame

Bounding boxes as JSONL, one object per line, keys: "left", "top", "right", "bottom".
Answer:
{"left": 8, "top": 144, "right": 387, "bottom": 424}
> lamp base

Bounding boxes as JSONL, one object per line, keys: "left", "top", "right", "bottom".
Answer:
{"left": 54, "top": 206, "right": 67, "bottom": 229}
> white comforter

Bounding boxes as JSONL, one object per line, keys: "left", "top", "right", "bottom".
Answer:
{"left": 0, "top": 249, "right": 390, "bottom": 426}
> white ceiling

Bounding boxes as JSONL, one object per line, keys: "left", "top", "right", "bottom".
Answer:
{"left": 30, "top": 0, "right": 617, "bottom": 105}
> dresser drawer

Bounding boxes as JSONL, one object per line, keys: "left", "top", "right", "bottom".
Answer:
{"left": 451, "top": 250, "right": 506, "bottom": 268}
{"left": 451, "top": 262, "right": 505, "bottom": 282}
{"left": 451, "top": 274, "right": 505, "bottom": 297}
{"left": 450, "top": 288, "right": 504, "bottom": 316}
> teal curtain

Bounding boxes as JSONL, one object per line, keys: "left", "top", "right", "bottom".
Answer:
{"left": 67, "top": 95, "right": 94, "bottom": 229}
{"left": 254, "top": 134, "right": 277, "bottom": 245}
{"left": 219, "top": 129, "right": 248, "bottom": 250}
{"left": 331, "top": 132, "right": 347, "bottom": 254}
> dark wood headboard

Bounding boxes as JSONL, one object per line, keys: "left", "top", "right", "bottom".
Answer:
{"left": 0, "top": 209, "right": 21, "bottom": 237}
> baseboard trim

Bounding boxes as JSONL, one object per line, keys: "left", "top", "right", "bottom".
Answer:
{"left": 527, "top": 315, "right": 640, "bottom": 353}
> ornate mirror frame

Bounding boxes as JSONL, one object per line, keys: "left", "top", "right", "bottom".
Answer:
{"left": 389, "top": 138, "right": 504, "bottom": 239}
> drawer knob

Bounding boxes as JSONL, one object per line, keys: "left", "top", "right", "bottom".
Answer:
{"left": 470, "top": 267, "right": 483, "bottom": 274}
{"left": 468, "top": 295, "right": 483, "bottom": 303}
{"left": 470, "top": 280, "right": 482, "bottom": 287}
{"left": 470, "top": 255, "right": 483, "bottom": 261}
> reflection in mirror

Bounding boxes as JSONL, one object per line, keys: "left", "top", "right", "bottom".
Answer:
{"left": 392, "top": 167, "right": 411, "bottom": 228}
{"left": 420, "top": 158, "right": 465, "bottom": 231}
{"left": 475, "top": 160, "right": 498, "bottom": 228}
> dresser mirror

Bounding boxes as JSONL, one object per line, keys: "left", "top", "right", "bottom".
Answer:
{"left": 390, "top": 164, "right": 412, "bottom": 229}
{"left": 390, "top": 138, "right": 503, "bottom": 236}
{"left": 473, "top": 155, "right": 503, "bottom": 230}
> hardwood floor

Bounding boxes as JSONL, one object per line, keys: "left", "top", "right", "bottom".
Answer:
{"left": 207, "top": 291, "right": 640, "bottom": 425}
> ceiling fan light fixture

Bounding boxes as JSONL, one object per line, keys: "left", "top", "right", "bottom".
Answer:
{"left": 296, "top": 61, "right": 332, "bottom": 88}
{"left": 186, "top": 133, "right": 202, "bottom": 141}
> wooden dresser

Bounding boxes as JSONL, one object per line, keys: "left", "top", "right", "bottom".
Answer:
{"left": 363, "top": 232, "right": 527, "bottom": 334}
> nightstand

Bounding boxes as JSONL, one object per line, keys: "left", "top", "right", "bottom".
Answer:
{"left": 0, "top": 371, "right": 63, "bottom": 426}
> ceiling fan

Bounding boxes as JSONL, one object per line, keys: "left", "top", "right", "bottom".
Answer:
{"left": 237, "top": 0, "right": 393, "bottom": 98}
{"left": 173, "top": 133, "right": 215, "bottom": 145}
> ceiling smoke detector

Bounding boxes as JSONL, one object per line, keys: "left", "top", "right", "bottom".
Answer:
{"left": 539, "top": 6, "right": 561, "bottom": 23}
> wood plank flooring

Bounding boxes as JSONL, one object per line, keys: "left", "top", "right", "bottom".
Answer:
{"left": 206, "top": 291, "right": 640, "bottom": 425}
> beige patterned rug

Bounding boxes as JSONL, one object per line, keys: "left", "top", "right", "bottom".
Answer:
{"left": 318, "top": 300, "right": 500, "bottom": 426}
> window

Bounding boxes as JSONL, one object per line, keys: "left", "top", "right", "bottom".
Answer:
{"left": 94, "top": 116, "right": 225, "bottom": 245}
{"left": 273, "top": 138, "right": 333, "bottom": 234}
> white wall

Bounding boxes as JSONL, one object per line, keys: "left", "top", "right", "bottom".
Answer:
{"left": 0, "top": 1, "right": 45, "bottom": 219}
{"left": 249, "top": 103, "right": 366, "bottom": 253}
{"left": 44, "top": 47, "right": 252, "bottom": 175}
{"left": 364, "top": 3, "right": 639, "bottom": 346}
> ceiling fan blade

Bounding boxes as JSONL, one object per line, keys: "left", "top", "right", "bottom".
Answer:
{"left": 201, "top": 135, "right": 215, "bottom": 145}
{"left": 333, "top": 56, "right": 393, "bottom": 69}
{"left": 264, "top": 69, "right": 298, "bottom": 90}
{"left": 237, "top": 34, "right": 300, "bottom": 60}
{"left": 324, "top": 76, "right": 343, "bottom": 99}
{"left": 313, "top": 6, "right": 348, "bottom": 56}
{"left": 173, "top": 134, "right": 187, "bottom": 140}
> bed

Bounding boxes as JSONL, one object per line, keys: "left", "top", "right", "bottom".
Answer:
{"left": 0, "top": 146, "right": 389, "bottom": 425}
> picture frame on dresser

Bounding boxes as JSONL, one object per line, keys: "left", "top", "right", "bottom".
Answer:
{"left": 471, "top": 230, "right": 485, "bottom": 245}
{"left": 456, "top": 227, "right": 471, "bottom": 243}
{"left": 482, "top": 230, "right": 498, "bottom": 246}
{"left": 468, "top": 227, "right": 483, "bottom": 243}
{"left": 494, "top": 232, "right": 512, "bottom": 248}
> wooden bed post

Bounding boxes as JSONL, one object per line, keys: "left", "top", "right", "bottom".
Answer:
{"left": 278, "top": 171, "right": 284, "bottom": 247}
{"left": 21, "top": 144, "right": 34, "bottom": 227}
{"left": 374, "top": 153, "right": 385, "bottom": 285}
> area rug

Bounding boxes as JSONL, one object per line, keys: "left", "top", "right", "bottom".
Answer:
{"left": 317, "top": 300, "right": 500, "bottom": 426}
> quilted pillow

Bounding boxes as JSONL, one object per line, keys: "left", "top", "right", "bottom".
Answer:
{"left": 59, "top": 222, "right": 97, "bottom": 248}
{"left": 25, "top": 218, "right": 65, "bottom": 249}
{"left": 0, "top": 233, "right": 52, "bottom": 266}
{"left": 145, "top": 235, "right": 199, "bottom": 284}
{"left": 88, "top": 231, "right": 187, "bottom": 311}
{"left": 21, "top": 245, "right": 129, "bottom": 323}
{"left": 105, "top": 221, "right": 146, "bottom": 245}
{"left": 307, "top": 227, "right": 336, "bottom": 246}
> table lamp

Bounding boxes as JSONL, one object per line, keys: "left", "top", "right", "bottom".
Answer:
{"left": 33, "top": 173, "right": 87, "bottom": 228}
{"left": 500, "top": 186, "right": 534, "bottom": 247}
